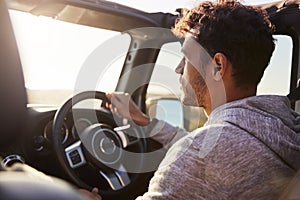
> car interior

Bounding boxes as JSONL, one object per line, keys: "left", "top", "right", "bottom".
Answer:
{"left": 0, "top": 0, "right": 300, "bottom": 199}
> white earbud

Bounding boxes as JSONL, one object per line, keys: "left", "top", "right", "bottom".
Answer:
{"left": 214, "top": 70, "right": 222, "bottom": 81}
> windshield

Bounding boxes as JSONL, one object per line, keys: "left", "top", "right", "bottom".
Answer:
{"left": 9, "top": 10, "right": 130, "bottom": 106}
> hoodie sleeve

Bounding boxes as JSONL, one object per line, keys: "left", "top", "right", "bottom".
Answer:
{"left": 135, "top": 134, "right": 206, "bottom": 200}
{"left": 145, "top": 118, "right": 189, "bottom": 149}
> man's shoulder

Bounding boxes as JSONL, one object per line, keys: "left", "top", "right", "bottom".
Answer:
{"left": 159, "top": 124, "right": 238, "bottom": 165}
{"left": 182, "top": 122, "right": 273, "bottom": 160}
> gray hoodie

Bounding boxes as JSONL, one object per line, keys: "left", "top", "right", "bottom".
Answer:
{"left": 137, "top": 95, "right": 300, "bottom": 200}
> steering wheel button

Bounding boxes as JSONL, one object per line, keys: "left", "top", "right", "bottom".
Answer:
{"left": 65, "top": 141, "right": 86, "bottom": 168}
{"left": 70, "top": 156, "right": 82, "bottom": 165}
{"left": 69, "top": 150, "right": 78, "bottom": 156}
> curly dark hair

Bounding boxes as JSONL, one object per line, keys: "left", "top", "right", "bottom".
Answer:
{"left": 172, "top": 0, "right": 275, "bottom": 87}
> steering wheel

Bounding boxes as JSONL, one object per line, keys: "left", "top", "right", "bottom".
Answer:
{"left": 52, "top": 91, "right": 147, "bottom": 199}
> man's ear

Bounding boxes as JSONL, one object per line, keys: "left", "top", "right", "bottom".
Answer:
{"left": 212, "top": 53, "right": 229, "bottom": 81}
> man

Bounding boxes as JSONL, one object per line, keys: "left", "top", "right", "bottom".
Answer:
{"left": 105, "top": 0, "right": 300, "bottom": 199}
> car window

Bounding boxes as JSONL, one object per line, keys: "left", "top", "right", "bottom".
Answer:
{"left": 257, "top": 35, "right": 293, "bottom": 95}
{"left": 146, "top": 42, "right": 183, "bottom": 126}
{"left": 148, "top": 35, "right": 294, "bottom": 130}
{"left": 9, "top": 10, "right": 130, "bottom": 106}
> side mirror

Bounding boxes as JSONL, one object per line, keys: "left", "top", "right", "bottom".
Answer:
{"left": 147, "top": 99, "right": 184, "bottom": 128}
{"left": 147, "top": 98, "right": 208, "bottom": 132}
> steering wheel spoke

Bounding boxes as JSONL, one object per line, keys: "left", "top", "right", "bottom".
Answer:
{"left": 65, "top": 140, "right": 87, "bottom": 169}
{"left": 114, "top": 124, "right": 141, "bottom": 148}
{"left": 99, "top": 165, "right": 131, "bottom": 191}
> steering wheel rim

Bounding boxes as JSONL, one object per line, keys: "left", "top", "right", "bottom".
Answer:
{"left": 52, "top": 91, "right": 147, "bottom": 198}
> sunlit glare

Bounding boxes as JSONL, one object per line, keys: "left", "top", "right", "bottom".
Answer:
{"left": 8, "top": 0, "right": 291, "bottom": 106}
{"left": 9, "top": 10, "right": 121, "bottom": 91}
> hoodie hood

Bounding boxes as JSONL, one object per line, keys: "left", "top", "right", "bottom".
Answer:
{"left": 207, "top": 95, "right": 300, "bottom": 171}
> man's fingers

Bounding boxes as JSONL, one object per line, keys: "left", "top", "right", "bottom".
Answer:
{"left": 78, "top": 188, "right": 102, "bottom": 200}
{"left": 106, "top": 92, "right": 128, "bottom": 110}
{"left": 111, "top": 93, "right": 130, "bottom": 104}
{"left": 105, "top": 92, "right": 140, "bottom": 121}
{"left": 111, "top": 94, "right": 131, "bottom": 111}
{"left": 105, "top": 93, "right": 112, "bottom": 101}
{"left": 91, "top": 187, "right": 99, "bottom": 194}
{"left": 105, "top": 92, "right": 149, "bottom": 126}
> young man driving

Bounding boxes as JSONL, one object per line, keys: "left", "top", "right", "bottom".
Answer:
{"left": 95, "top": 0, "right": 300, "bottom": 199}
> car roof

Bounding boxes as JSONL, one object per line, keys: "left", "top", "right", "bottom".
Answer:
{"left": 6, "top": 0, "right": 300, "bottom": 32}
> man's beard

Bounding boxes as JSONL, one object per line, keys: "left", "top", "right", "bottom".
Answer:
{"left": 180, "top": 74, "right": 208, "bottom": 108}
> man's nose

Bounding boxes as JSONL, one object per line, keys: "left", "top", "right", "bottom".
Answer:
{"left": 175, "top": 58, "right": 185, "bottom": 74}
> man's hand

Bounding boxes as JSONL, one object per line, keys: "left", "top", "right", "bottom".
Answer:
{"left": 78, "top": 187, "right": 102, "bottom": 200}
{"left": 106, "top": 92, "right": 150, "bottom": 126}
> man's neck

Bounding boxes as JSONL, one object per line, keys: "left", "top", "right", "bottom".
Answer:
{"left": 205, "top": 85, "right": 256, "bottom": 116}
